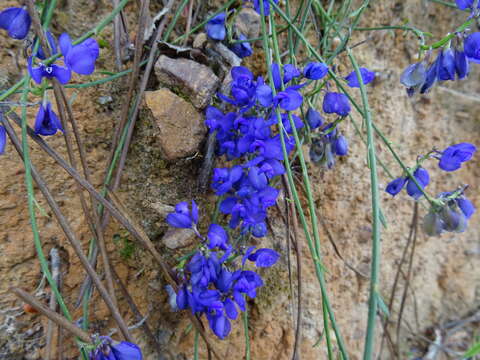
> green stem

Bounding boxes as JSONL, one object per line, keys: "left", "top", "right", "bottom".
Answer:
{"left": 0, "top": 77, "right": 27, "bottom": 102}
{"left": 163, "top": 0, "right": 190, "bottom": 41}
{"left": 194, "top": 330, "right": 199, "bottom": 360}
{"left": 347, "top": 49, "right": 381, "bottom": 360}
{"left": 420, "top": 17, "right": 474, "bottom": 50}
{"left": 263, "top": 2, "right": 349, "bottom": 359}
{"left": 42, "top": 0, "right": 58, "bottom": 29}
{"left": 428, "top": 0, "right": 461, "bottom": 8}
{"left": 15, "top": 76, "right": 83, "bottom": 344}
{"left": 243, "top": 304, "right": 251, "bottom": 360}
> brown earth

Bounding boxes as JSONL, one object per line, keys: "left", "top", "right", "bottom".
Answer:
{"left": 0, "top": 1, "right": 478, "bottom": 360}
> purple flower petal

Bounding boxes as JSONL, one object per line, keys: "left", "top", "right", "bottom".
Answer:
{"left": 0, "top": 125, "right": 6, "bottom": 155}
{"left": 248, "top": 248, "right": 280, "bottom": 267}
{"left": 110, "top": 341, "right": 143, "bottom": 360}
{"left": 66, "top": 38, "right": 99, "bottom": 75}
{"left": 59, "top": 32, "right": 73, "bottom": 57}
{"left": 0, "top": 7, "right": 31, "bottom": 40}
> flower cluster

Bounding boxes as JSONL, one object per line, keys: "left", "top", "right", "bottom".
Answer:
{"left": 166, "top": 201, "right": 279, "bottom": 339}
{"left": 0, "top": 4, "right": 100, "bottom": 149}
{"left": 423, "top": 189, "right": 475, "bottom": 236}
{"left": 165, "top": 60, "right": 375, "bottom": 338}
{"left": 386, "top": 143, "right": 476, "bottom": 235}
{"left": 400, "top": 10, "right": 480, "bottom": 96}
{"left": 88, "top": 336, "right": 142, "bottom": 360}
{"left": 205, "top": 12, "right": 252, "bottom": 59}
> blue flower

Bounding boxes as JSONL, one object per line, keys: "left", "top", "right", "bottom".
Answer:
{"left": 231, "top": 34, "right": 253, "bottom": 58}
{"left": 274, "top": 87, "right": 303, "bottom": 111}
{"left": 166, "top": 200, "right": 199, "bottom": 228}
{"left": 400, "top": 61, "right": 427, "bottom": 95}
{"left": 59, "top": 33, "right": 100, "bottom": 75}
{"left": 205, "top": 12, "right": 226, "bottom": 41}
{"left": 456, "top": 196, "right": 476, "bottom": 219}
{"left": 345, "top": 67, "right": 375, "bottom": 87}
{"left": 306, "top": 108, "right": 323, "bottom": 129}
{"left": 251, "top": 0, "right": 279, "bottom": 16}
{"left": 207, "top": 311, "right": 231, "bottom": 339}
{"left": 207, "top": 224, "right": 229, "bottom": 250}
{"left": 464, "top": 32, "right": 480, "bottom": 63}
{"left": 255, "top": 76, "right": 273, "bottom": 107}
{"left": 34, "top": 103, "right": 64, "bottom": 136}
{"left": 303, "top": 62, "right": 328, "bottom": 80}
{"left": 406, "top": 167, "right": 430, "bottom": 200}
{"left": 456, "top": 0, "right": 480, "bottom": 10}
{"left": 0, "top": 125, "right": 6, "bottom": 155}
{"left": 322, "top": 92, "right": 350, "bottom": 116}
{"left": 333, "top": 135, "right": 348, "bottom": 156}
{"left": 437, "top": 48, "right": 456, "bottom": 81}
{"left": 385, "top": 177, "right": 407, "bottom": 196}
{"left": 423, "top": 191, "right": 475, "bottom": 236}
{"left": 35, "top": 31, "right": 58, "bottom": 60}
{"left": 420, "top": 57, "right": 439, "bottom": 94}
{"left": 438, "top": 143, "right": 477, "bottom": 171}
{"left": 89, "top": 337, "right": 142, "bottom": 360}
{"left": 218, "top": 66, "right": 257, "bottom": 109}
{"left": 283, "top": 64, "right": 301, "bottom": 83}
{"left": 28, "top": 57, "right": 71, "bottom": 85}
{"left": 0, "top": 7, "right": 31, "bottom": 39}
{"left": 422, "top": 210, "right": 445, "bottom": 237}
{"left": 439, "top": 205, "right": 467, "bottom": 233}
{"left": 454, "top": 48, "right": 469, "bottom": 79}
{"left": 247, "top": 248, "right": 280, "bottom": 267}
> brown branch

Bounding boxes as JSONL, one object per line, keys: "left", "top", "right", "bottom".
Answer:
{"left": 11, "top": 287, "right": 91, "bottom": 343}
{"left": 45, "top": 248, "right": 61, "bottom": 360}
{"left": 2, "top": 115, "right": 134, "bottom": 342}
{"left": 282, "top": 175, "right": 302, "bottom": 360}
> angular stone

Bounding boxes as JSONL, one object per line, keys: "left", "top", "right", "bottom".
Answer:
{"left": 144, "top": 89, "right": 206, "bottom": 160}
{"left": 162, "top": 228, "right": 195, "bottom": 249}
{"left": 154, "top": 55, "right": 219, "bottom": 109}
{"left": 234, "top": 8, "right": 260, "bottom": 40}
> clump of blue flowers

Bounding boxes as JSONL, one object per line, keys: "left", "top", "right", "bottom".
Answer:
{"left": 386, "top": 143, "right": 476, "bottom": 236}
{"left": 0, "top": 6, "right": 100, "bottom": 148}
{"left": 165, "top": 59, "right": 375, "bottom": 338}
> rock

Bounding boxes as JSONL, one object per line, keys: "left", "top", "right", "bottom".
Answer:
{"left": 154, "top": 55, "right": 219, "bottom": 109}
{"left": 192, "top": 32, "right": 208, "bottom": 49}
{"left": 234, "top": 8, "right": 261, "bottom": 40}
{"left": 162, "top": 227, "right": 195, "bottom": 249}
{"left": 144, "top": 89, "right": 206, "bottom": 160}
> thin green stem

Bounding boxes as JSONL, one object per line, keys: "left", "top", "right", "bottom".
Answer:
{"left": 0, "top": 77, "right": 27, "bottom": 102}
{"left": 428, "top": 0, "right": 461, "bottom": 8}
{"left": 243, "top": 304, "right": 251, "bottom": 360}
{"left": 347, "top": 49, "right": 382, "bottom": 360}
{"left": 271, "top": 1, "right": 435, "bottom": 205}
{"left": 264, "top": 2, "right": 349, "bottom": 358}
{"left": 194, "top": 330, "right": 199, "bottom": 360}
{"left": 163, "top": 0, "right": 190, "bottom": 41}
{"left": 420, "top": 17, "right": 473, "bottom": 50}
{"left": 42, "top": 0, "right": 57, "bottom": 29}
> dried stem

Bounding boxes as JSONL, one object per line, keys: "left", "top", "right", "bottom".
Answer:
{"left": 26, "top": 0, "right": 118, "bottom": 315}
{"left": 45, "top": 248, "right": 61, "bottom": 360}
{"left": 2, "top": 117, "right": 133, "bottom": 342}
{"left": 283, "top": 176, "right": 302, "bottom": 360}
{"left": 11, "top": 287, "right": 91, "bottom": 343}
